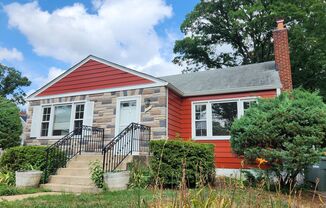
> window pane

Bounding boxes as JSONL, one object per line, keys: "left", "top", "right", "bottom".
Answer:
{"left": 195, "top": 104, "right": 206, "bottom": 120}
{"left": 53, "top": 105, "right": 72, "bottom": 136}
{"left": 243, "top": 101, "right": 256, "bottom": 111}
{"left": 74, "top": 120, "right": 83, "bottom": 128}
{"left": 41, "top": 123, "right": 49, "bottom": 136}
{"left": 75, "top": 104, "right": 85, "bottom": 119}
{"left": 42, "top": 107, "right": 51, "bottom": 121}
{"left": 195, "top": 121, "right": 207, "bottom": 136}
{"left": 212, "top": 102, "right": 237, "bottom": 136}
{"left": 195, "top": 104, "right": 207, "bottom": 136}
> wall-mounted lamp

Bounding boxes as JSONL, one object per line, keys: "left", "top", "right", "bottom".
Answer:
{"left": 145, "top": 98, "right": 151, "bottom": 108}
{"left": 144, "top": 98, "right": 152, "bottom": 113}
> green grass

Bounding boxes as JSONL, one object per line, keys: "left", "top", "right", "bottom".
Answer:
{"left": 0, "top": 189, "right": 173, "bottom": 208}
{"left": 0, "top": 186, "right": 322, "bottom": 207}
{"left": 0, "top": 185, "right": 49, "bottom": 196}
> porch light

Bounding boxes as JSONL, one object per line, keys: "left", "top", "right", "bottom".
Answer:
{"left": 145, "top": 98, "right": 151, "bottom": 108}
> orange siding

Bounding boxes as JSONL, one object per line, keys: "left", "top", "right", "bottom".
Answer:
{"left": 168, "top": 89, "right": 182, "bottom": 138}
{"left": 37, "top": 60, "right": 153, "bottom": 96}
{"left": 169, "top": 89, "right": 277, "bottom": 169}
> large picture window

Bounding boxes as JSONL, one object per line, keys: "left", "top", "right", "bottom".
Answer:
{"left": 192, "top": 98, "right": 257, "bottom": 139}
{"left": 212, "top": 102, "right": 237, "bottom": 136}
{"left": 52, "top": 105, "right": 72, "bottom": 136}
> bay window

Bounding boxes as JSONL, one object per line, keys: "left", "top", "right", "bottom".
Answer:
{"left": 192, "top": 98, "right": 257, "bottom": 139}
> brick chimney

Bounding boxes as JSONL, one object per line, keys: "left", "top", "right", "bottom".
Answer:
{"left": 273, "top": 19, "right": 293, "bottom": 91}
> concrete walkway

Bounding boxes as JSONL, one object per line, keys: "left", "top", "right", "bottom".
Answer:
{"left": 0, "top": 192, "right": 62, "bottom": 202}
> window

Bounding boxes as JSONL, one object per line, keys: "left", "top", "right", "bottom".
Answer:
{"left": 39, "top": 103, "right": 87, "bottom": 137}
{"left": 52, "top": 105, "right": 72, "bottom": 136}
{"left": 195, "top": 104, "right": 207, "bottom": 136}
{"left": 41, "top": 107, "right": 51, "bottom": 136}
{"left": 192, "top": 98, "right": 257, "bottom": 139}
{"left": 212, "top": 102, "right": 237, "bottom": 136}
{"left": 74, "top": 104, "right": 84, "bottom": 130}
{"left": 243, "top": 100, "right": 256, "bottom": 112}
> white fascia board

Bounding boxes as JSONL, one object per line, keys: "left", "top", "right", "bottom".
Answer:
{"left": 26, "top": 82, "right": 167, "bottom": 101}
{"left": 166, "top": 83, "right": 184, "bottom": 96}
{"left": 27, "top": 55, "right": 167, "bottom": 99}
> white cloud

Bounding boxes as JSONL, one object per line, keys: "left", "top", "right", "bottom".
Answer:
{"left": 29, "top": 66, "right": 65, "bottom": 90}
{"left": 0, "top": 47, "right": 23, "bottom": 61}
{"left": 4, "top": 0, "right": 182, "bottom": 76}
{"left": 46, "top": 67, "right": 65, "bottom": 83}
{"left": 91, "top": 0, "right": 104, "bottom": 10}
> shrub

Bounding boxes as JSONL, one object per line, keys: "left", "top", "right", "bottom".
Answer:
{"left": 150, "top": 140, "right": 215, "bottom": 188}
{"left": 0, "top": 97, "right": 22, "bottom": 149}
{"left": 0, "top": 146, "right": 64, "bottom": 181}
{"left": 0, "top": 170, "right": 15, "bottom": 186}
{"left": 231, "top": 89, "right": 326, "bottom": 187}
{"left": 128, "top": 161, "right": 152, "bottom": 189}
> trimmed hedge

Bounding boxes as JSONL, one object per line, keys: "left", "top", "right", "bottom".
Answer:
{"left": 0, "top": 146, "right": 49, "bottom": 172}
{"left": 0, "top": 146, "right": 65, "bottom": 177}
{"left": 150, "top": 140, "right": 215, "bottom": 188}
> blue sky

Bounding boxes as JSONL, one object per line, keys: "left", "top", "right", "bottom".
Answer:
{"left": 0, "top": 0, "right": 198, "bottom": 97}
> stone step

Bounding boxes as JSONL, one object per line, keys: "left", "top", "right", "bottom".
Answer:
{"left": 67, "top": 161, "right": 94, "bottom": 168}
{"left": 48, "top": 175, "right": 94, "bottom": 186}
{"left": 57, "top": 168, "right": 90, "bottom": 176}
{"left": 42, "top": 183, "right": 100, "bottom": 193}
{"left": 73, "top": 154, "right": 103, "bottom": 161}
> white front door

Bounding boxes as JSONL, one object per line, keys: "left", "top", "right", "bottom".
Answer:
{"left": 115, "top": 96, "right": 141, "bottom": 155}
{"left": 119, "top": 100, "right": 137, "bottom": 132}
{"left": 115, "top": 96, "right": 141, "bottom": 136}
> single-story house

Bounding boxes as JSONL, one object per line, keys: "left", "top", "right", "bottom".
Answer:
{"left": 24, "top": 20, "right": 292, "bottom": 175}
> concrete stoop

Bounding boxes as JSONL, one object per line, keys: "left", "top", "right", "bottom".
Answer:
{"left": 42, "top": 153, "right": 103, "bottom": 193}
{"left": 42, "top": 153, "right": 135, "bottom": 193}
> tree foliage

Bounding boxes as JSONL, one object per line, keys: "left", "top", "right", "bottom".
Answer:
{"left": 230, "top": 89, "right": 326, "bottom": 187}
{"left": 0, "top": 96, "right": 22, "bottom": 149}
{"left": 174, "top": 0, "right": 326, "bottom": 99}
{"left": 0, "top": 64, "right": 31, "bottom": 105}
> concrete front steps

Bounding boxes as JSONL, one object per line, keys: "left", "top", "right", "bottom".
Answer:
{"left": 42, "top": 153, "right": 102, "bottom": 193}
{"left": 42, "top": 153, "right": 133, "bottom": 193}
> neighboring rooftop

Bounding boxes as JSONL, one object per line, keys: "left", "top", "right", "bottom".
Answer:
{"left": 160, "top": 61, "right": 281, "bottom": 96}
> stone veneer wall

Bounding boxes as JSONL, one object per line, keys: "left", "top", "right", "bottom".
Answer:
{"left": 24, "top": 86, "right": 167, "bottom": 146}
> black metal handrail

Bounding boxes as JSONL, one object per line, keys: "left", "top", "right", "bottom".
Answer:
{"left": 102, "top": 123, "right": 151, "bottom": 173}
{"left": 43, "top": 125, "right": 104, "bottom": 182}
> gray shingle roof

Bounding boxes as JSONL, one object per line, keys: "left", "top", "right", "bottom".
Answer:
{"left": 159, "top": 61, "right": 281, "bottom": 96}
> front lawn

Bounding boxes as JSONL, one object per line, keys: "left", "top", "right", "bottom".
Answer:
{"left": 0, "top": 189, "right": 172, "bottom": 208}
{"left": 0, "top": 185, "right": 49, "bottom": 196}
{"left": 0, "top": 186, "right": 323, "bottom": 207}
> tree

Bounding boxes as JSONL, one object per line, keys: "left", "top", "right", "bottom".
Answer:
{"left": 0, "top": 63, "right": 31, "bottom": 105}
{"left": 173, "top": 0, "right": 326, "bottom": 99}
{"left": 0, "top": 96, "right": 22, "bottom": 149}
{"left": 230, "top": 89, "right": 326, "bottom": 187}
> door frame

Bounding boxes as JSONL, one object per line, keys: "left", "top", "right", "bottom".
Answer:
{"left": 115, "top": 95, "right": 141, "bottom": 136}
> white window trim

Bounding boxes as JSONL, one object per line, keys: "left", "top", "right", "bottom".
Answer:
{"left": 39, "top": 101, "right": 85, "bottom": 139}
{"left": 115, "top": 95, "right": 141, "bottom": 136}
{"left": 191, "top": 97, "right": 258, "bottom": 140}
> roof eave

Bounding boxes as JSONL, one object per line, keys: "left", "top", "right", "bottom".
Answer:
{"left": 180, "top": 85, "right": 281, "bottom": 97}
